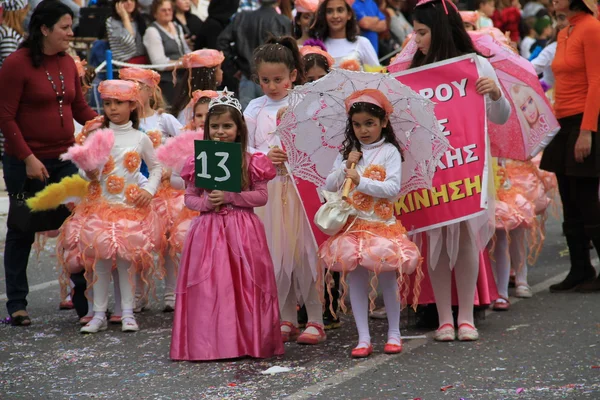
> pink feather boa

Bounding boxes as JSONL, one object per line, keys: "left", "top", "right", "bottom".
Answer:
{"left": 156, "top": 129, "right": 204, "bottom": 174}
{"left": 60, "top": 128, "right": 115, "bottom": 172}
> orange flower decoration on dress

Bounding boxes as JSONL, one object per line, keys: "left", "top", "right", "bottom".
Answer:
{"left": 102, "top": 156, "right": 116, "bottom": 175}
{"left": 147, "top": 130, "right": 162, "bottom": 149}
{"left": 363, "top": 165, "right": 387, "bottom": 182}
{"left": 87, "top": 181, "right": 102, "bottom": 200}
{"left": 124, "top": 151, "right": 142, "bottom": 173}
{"left": 106, "top": 175, "right": 125, "bottom": 194}
{"left": 374, "top": 199, "right": 394, "bottom": 220}
{"left": 339, "top": 59, "right": 361, "bottom": 72}
{"left": 75, "top": 132, "right": 87, "bottom": 145}
{"left": 351, "top": 191, "right": 374, "bottom": 212}
{"left": 125, "top": 184, "right": 141, "bottom": 204}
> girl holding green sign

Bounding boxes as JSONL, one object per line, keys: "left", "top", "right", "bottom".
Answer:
{"left": 171, "top": 90, "right": 284, "bottom": 361}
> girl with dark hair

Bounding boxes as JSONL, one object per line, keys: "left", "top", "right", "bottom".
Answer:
{"left": 106, "top": 0, "right": 148, "bottom": 63}
{"left": 318, "top": 90, "right": 419, "bottom": 358}
{"left": 294, "top": 0, "right": 319, "bottom": 45}
{"left": 540, "top": 0, "right": 600, "bottom": 293}
{"left": 172, "top": 0, "right": 203, "bottom": 50}
{"left": 308, "top": 0, "right": 380, "bottom": 67}
{"left": 170, "top": 90, "right": 284, "bottom": 361}
{"left": 170, "top": 49, "right": 224, "bottom": 123}
{"left": 244, "top": 36, "right": 328, "bottom": 346}
{"left": 409, "top": 0, "right": 510, "bottom": 342}
{"left": 0, "top": 0, "right": 97, "bottom": 326}
{"left": 300, "top": 45, "right": 334, "bottom": 82}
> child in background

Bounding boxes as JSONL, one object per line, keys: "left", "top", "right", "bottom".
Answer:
{"left": 245, "top": 36, "right": 327, "bottom": 345}
{"left": 294, "top": 0, "right": 319, "bottom": 46}
{"left": 181, "top": 89, "right": 219, "bottom": 131}
{"left": 528, "top": 16, "right": 553, "bottom": 60}
{"left": 476, "top": 0, "right": 495, "bottom": 28}
{"left": 171, "top": 49, "right": 224, "bottom": 125}
{"left": 59, "top": 80, "right": 165, "bottom": 334}
{"left": 319, "top": 90, "right": 421, "bottom": 358}
{"left": 170, "top": 90, "right": 284, "bottom": 361}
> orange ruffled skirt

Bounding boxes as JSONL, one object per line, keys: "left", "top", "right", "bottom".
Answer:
{"left": 318, "top": 217, "right": 423, "bottom": 312}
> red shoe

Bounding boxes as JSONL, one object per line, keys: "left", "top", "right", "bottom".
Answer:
{"left": 383, "top": 341, "right": 403, "bottom": 354}
{"left": 109, "top": 315, "right": 122, "bottom": 324}
{"left": 79, "top": 316, "right": 93, "bottom": 326}
{"left": 297, "top": 322, "right": 327, "bottom": 345}
{"left": 492, "top": 296, "right": 510, "bottom": 311}
{"left": 280, "top": 321, "right": 300, "bottom": 343}
{"left": 351, "top": 343, "right": 373, "bottom": 358}
{"left": 59, "top": 300, "right": 74, "bottom": 310}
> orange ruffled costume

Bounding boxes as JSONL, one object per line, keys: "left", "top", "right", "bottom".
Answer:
{"left": 318, "top": 164, "right": 422, "bottom": 313}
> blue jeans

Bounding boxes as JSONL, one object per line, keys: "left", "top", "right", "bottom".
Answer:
{"left": 2, "top": 156, "right": 79, "bottom": 316}
{"left": 238, "top": 75, "right": 263, "bottom": 111}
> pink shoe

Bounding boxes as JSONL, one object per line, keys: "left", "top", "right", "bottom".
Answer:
{"left": 434, "top": 323, "right": 456, "bottom": 342}
{"left": 280, "top": 321, "right": 300, "bottom": 343}
{"left": 457, "top": 323, "right": 479, "bottom": 341}
{"left": 296, "top": 322, "right": 327, "bottom": 345}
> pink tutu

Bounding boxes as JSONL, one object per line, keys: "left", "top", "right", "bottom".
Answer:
{"left": 495, "top": 192, "right": 536, "bottom": 231}
{"left": 506, "top": 160, "right": 550, "bottom": 215}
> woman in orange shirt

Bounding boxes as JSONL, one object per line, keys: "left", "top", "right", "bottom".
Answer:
{"left": 539, "top": 0, "right": 600, "bottom": 292}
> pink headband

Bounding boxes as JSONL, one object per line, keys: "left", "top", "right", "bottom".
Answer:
{"left": 184, "top": 90, "right": 219, "bottom": 114}
{"left": 296, "top": 0, "right": 319, "bottom": 12}
{"left": 345, "top": 89, "right": 394, "bottom": 115}
{"left": 416, "top": 0, "right": 458, "bottom": 15}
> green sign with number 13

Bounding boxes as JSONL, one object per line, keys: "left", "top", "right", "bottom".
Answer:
{"left": 194, "top": 140, "right": 242, "bottom": 193}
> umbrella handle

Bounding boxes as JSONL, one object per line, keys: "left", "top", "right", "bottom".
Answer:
{"left": 342, "top": 163, "right": 356, "bottom": 200}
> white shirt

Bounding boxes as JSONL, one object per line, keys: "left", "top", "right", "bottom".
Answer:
{"left": 531, "top": 41, "right": 557, "bottom": 88}
{"left": 324, "top": 36, "right": 380, "bottom": 67}
{"left": 477, "top": 56, "right": 511, "bottom": 125}
{"left": 244, "top": 95, "right": 289, "bottom": 154}
{"left": 139, "top": 111, "right": 183, "bottom": 140}
{"left": 520, "top": 36, "right": 536, "bottom": 60}
{"left": 325, "top": 139, "right": 402, "bottom": 200}
{"left": 190, "top": 0, "right": 210, "bottom": 22}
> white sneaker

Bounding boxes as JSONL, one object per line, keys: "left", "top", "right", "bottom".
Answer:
{"left": 515, "top": 285, "right": 533, "bottom": 298}
{"left": 80, "top": 317, "right": 108, "bottom": 334}
{"left": 121, "top": 316, "right": 139, "bottom": 332}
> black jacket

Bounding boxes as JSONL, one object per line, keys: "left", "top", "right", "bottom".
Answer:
{"left": 216, "top": 5, "right": 291, "bottom": 79}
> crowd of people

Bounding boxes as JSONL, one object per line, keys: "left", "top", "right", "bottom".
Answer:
{"left": 0, "top": 0, "right": 599, "bottom": 363}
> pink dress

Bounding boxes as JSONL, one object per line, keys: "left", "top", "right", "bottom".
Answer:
{"left": 170, "top": 153, "right": 285, "bottom": 361}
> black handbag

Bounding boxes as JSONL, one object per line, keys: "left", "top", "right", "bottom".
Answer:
{"left": 7, "top": 179, "right": 72, "bottom": 233}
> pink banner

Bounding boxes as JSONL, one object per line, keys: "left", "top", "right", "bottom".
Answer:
{"left": 392, "top": 55, "right": 488, "bottom": 233}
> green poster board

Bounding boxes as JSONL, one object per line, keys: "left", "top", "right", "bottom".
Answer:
{"left": 194, "top": 140, "right": 242, "bottom": 193}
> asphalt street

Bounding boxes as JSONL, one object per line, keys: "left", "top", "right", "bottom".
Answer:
{"left": 0, "top": 210, "right": 599, "bottom": 399}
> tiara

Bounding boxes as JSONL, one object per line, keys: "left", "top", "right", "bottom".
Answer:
{"left": 208, "top": 87, "right": 243, "bottom": 113}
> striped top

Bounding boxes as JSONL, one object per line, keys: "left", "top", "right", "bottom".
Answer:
{"left": 0, "top": 0, "right": 28, "bottom": 11}
{"left": 106, "top": 17, "right": 146, "bottom": 62}
{"left": 0, "top": 25, "right": 23, "bottom": 69}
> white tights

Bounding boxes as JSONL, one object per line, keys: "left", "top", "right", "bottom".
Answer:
{"left": 493, "top": 228, "right": 528, "bottom": 299}
{"left": 134, "top": 255, "right": 177, "bottom": 303}
{"left": 348, "top": 268, "right": 401, "bottom": 348}
{"left": 280, "top": 274, "right": 323, "bottom": 327}
{"left": 93, "top": 259, "right": 135, "bottom": 319}
{"left": 429, "top": 225, "right": 479, "bottom": 328}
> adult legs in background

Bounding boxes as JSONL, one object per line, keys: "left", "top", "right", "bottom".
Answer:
{"left": 551, "top": 175, "right": 597, "bottom": 292}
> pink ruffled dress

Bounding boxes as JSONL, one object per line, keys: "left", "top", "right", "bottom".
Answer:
{"left": 170, "top": 153, "right": 284, "bottom": 361}
{"left": 57, "top": 121, "right": 166, "bottom": 289}
{"left": 318, "top": 140, "right": 422, "bottom": 310}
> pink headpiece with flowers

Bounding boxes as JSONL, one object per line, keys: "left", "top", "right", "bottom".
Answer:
{"left": 296, "top": 0, "right": 319, "bottom": 12}
{"left": 416, "top": 0, "right": 458, "bottom": 14}
{"left": 179, "top": 49, "right": 225, "bottom": 69}
{"left": 460, "top": 11, "right": 479, "bottom": 25}
{"left": 184, "top": 90, "right": 219, "bottom": 116}
{"left": 119, "top": 67, "right": 161, "bottom": 88}
{"left": 318, "top": 0, "right": 355, "bottom": 6}
{"left": 98, "top": 80, "right": 142, "bottom": 103}
{"left": 345, "top": 89, "right": 393, "bottom": 115}
{"left": 300, "top": 46, "right": 335, "bottom": 68}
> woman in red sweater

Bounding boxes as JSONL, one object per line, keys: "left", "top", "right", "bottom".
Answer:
{"left": 539, "top": 0, "right": 600, "bottom": 293}
{"left": 0, "top": 1, "right": 97, "bottom": 326}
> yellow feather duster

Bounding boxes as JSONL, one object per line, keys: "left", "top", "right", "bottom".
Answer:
{"left": 363, "top": 64, "right": 387, "bottom": 73}
{"left": 26, "top": 175, "right": 89, "bottom": 211}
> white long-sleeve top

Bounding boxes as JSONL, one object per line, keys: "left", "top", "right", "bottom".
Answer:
{"left": 325, "top": 139, "right": 402, "bottom": 200}
{"left": 531, "top": 41, "right": 557, "bottom": 88}
{"left": 244, "top": 95, "right": 289, "bottom": 154}
{"left": 478, "top": 56, "right": 511, "bottom": 125}
{"left": 79, "top": 121, "right": 162, "bottom": 204}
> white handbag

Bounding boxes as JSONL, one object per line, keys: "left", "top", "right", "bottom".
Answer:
{"left": 314, "top": 191, "right": 357, "bottom": 236}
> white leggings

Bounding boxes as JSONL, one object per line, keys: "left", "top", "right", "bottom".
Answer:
{"left": 348, "top": 268, "right": 401, "bottom": 345}
{"left": 493, "top": 228, "right": 528, "bottom": 299}
{"left": 280, "top": 274, "right": 323, "bottom": 326}
{"left": 93, "top": 259, "right": 134, "bottom": 314}
{"left": 429, "top": 225, "right": 479, "bottom": 328}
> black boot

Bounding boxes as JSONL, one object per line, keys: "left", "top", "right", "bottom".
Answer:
{"left": 550, "top": 223, "right": 597, "bottom": 292}
{"left": 70, "top": 272, "right": 88, "bottom": 319}
{"left": 576, "top": 225, "right": 600, "bottom": 292}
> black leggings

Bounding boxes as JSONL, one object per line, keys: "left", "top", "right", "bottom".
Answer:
{"left": 556, "top": 174, "right": 600, "bottom": 234}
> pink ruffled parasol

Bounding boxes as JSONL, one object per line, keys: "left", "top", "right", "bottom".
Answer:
{"left": 277, "top": 68, "right": 449, "bottom": 196}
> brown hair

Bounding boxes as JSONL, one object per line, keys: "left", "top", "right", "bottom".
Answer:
{"left": 102, "top": 104, "right": 140, "bottom": 130}
{"left": 204, "top": 105, "right": 250, "bottom": 190}
{"left": 151, "top": 0, "right": 172, "bottom": 17}
{"left": 3, "top": 6, "right": 29, "bottom": 36}
{"left": 252, "top": 35, "right": 305, "bottom": 86}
